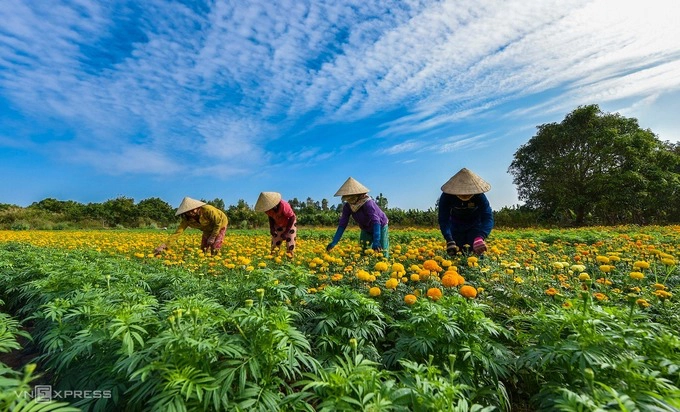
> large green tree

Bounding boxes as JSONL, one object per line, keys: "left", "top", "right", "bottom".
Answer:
{"left": 509, "top": 104, "right": 680, "bottom": 225}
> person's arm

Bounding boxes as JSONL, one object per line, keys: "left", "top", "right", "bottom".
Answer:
{"left": 478, "top": 194, "right": 494, "bottom": 239}
{"left": 327, "top": 205, "right": 350, "bottom": 251}
{"left": 437, "top": 193, "right": 453, "bottom": 242}
{"left": 371, "top": 222, "right": 382, "bottom": 250}
{"left": 155, "top": 218, "right": 188, "bottom": 254}
{"left": 268, "top": 216, "right": 276, "bottom": 236}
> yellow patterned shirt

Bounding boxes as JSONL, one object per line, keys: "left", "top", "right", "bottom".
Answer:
{"left": 168, "top": 205, "right": 228, "bottom": 244}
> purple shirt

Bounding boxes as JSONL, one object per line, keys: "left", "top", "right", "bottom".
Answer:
{"left": 338, "top": 199, "right": 388, "bottom": 231}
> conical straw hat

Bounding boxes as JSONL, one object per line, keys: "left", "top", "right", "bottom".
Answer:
{"left": 254, "top": 192, "right": 282, "bottom": 212}
{"left": 175, "top": 197, "right": 206, "bottom": 216}
{"left": 441, "top": 168, "right": 491, "bottom": 195}
{"left": 334, "top": 177, "right": 370, "bottom": 197}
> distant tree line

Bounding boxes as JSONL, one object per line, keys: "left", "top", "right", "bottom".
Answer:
{"left": 0, "top": 193, "right": 443, "bottom": 230}
{"left": 1, "top": 105, "right": 677, "bottom": 230}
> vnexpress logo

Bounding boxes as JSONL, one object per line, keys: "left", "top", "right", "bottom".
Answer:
{"left": 34, "top": 385, "right": 53, "bottom": 402}
{"left": 15, "top": 385, "right": 112, "bottom": 403}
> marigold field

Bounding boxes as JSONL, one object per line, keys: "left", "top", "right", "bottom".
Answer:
{"left": 0, "top": 226, "right": 678, "bottom": 411}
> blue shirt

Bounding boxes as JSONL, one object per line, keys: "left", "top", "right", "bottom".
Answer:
{"left": 438, "top": 193, "right": 493, "bottom": 242}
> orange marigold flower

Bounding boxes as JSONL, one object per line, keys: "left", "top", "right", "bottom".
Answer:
{"left": 441, "top": 273, "right": 465, "bottom": 288}
{"left": 426, "top": 287, "right": 443, "bottom": 301}
{"left": 460, "top": 285, "right": 477, "bottom": 299}
{"left": 545, "top": 287, "right": 558, "bottom": 296}
{"left": 593, "top": 292, "right": 608, "bottom": 301}
{"left": 423, "top": 260, "right": 441, "bottom": 272}
{"left": 404, "top": 294, "right": 417, "bottom": 305}
{"left": 369, "top": 287, "right": 381, "bottom": 297}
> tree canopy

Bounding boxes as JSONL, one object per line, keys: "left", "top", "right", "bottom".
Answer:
{"left": 509, "top": 104, "right": 680, "bottom": 225}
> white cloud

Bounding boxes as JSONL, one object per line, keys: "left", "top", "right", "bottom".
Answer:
{"left": 1, "top": 0, "right": 679, "bottom": 180}
{"left": 59, "top": 144, "right": 182, "bottom": 175}
{"left": 382, "top": 140, "right": 421, "bottom": 155}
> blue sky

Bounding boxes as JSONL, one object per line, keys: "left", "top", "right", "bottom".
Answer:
{"left": 1, "top": 0, "right": 679, "bottom": 211}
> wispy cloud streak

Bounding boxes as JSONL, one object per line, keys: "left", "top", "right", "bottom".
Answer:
{"left": 1, "top": 0, "right": 679, "bottom": 176}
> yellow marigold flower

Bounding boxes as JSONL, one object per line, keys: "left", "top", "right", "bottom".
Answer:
{"left": 654, "top": 290, "right": 673, "bottom": 300}
{"left": 636, "top": 299, "right": 650, "bottom": 308}
{"left": 633, "top": 261, "right": 650, "bottom": 269}
{"left": 369, "top": 287, "right": 381, "bottom": 297}
{"left": 505, "top": 269, "right": 514, "bottom": 275}
{"left": 391, "top": 263, "right": 405, "bottom": 273}
{"left": 629, "top": 286, "right": 641, "bottom": 293}
{"left": 410, "top": 273, "right": 420, "bottom": 282}
{"left": 374, "top": 261, "right": 389, "bottom": 272}
{"left": 654, "top": 290, "right": 672, "bottom": 300}
{"left": 570, "top": 264, "right": 586, "bottom": 272}
{"left": 593, "top": 292, "right": 608, "bottom": 301}
{"left": 552, "top": 262, "right": 564, "bottom": 270}
{"left": 258, "top": 262, "right": 267, "bottom": 268}
{"left": 426, "top": 287, "right": 443, "bottom": 301}
{"left": 385, "top": 278, "right": 399, "bottom": 290}
{"left": 598, "top": 265, "right": 612, "bottom": 273}
{"left": 596, "top": 256, "right": 610, "bottom": 264}
{"left": 562, "top": 301, "right": 573, "bottom": 309}
{"left": 513, "top": 276, "right": 524, "bottom": 284}
{"left": 460, "top": 285, "right": 477, "bottom": 299}
{"left": 356, "top": 270, "right": 370, "bottom": 281}
{"left": 404, "top": 294, "right": 417, "bottom": 305}
{"left": 654, "top": 283, "right": 666, "bottom": 290}
{"left": 661, "top": 258, "right": 676, "bottom": 266}
{"left": 629, "top": 272, "right": 644, "bottom": 280}
{"left": 578, "top": 273, "right": 591, "bottom": 281}
{"left": 545, "top": 287, "right": 559, "bottom": 296}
